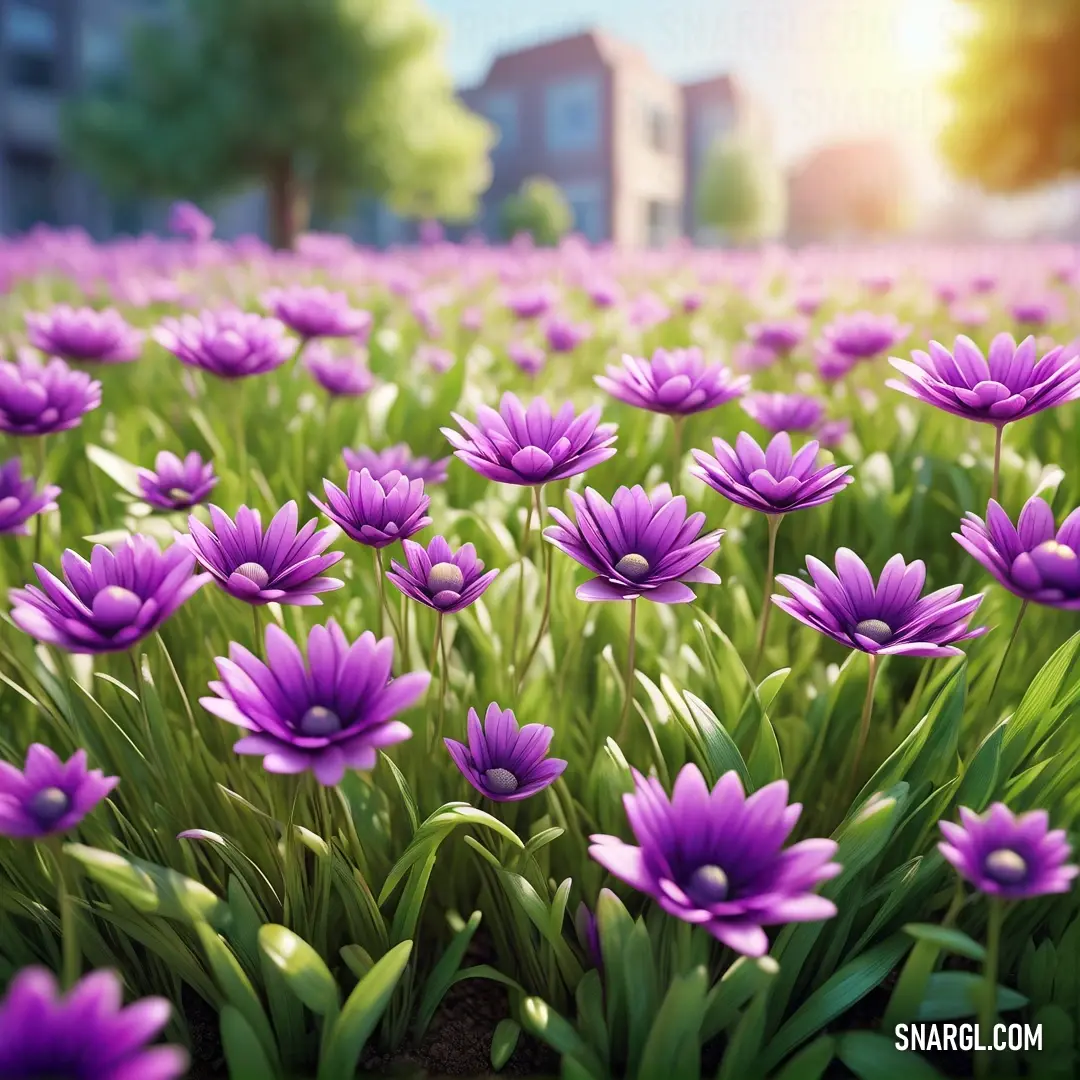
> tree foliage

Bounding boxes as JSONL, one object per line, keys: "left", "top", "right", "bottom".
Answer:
{"left": 64, "top": 0, "right": 493, "bottom": 247}
{"left": 941, "top": 0, "right": 1080, "bottom": 192}
{"left": 695, "top": 136, "right": 786, "bottom": 243}
{"left": 498, "top": 178, "right": 573, "bottom": 247}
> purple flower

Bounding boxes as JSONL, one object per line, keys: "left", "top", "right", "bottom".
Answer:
{"left": 733, "top": 342, "right": 780, "bottom": 373}
{"left": 1011, "top": 298, "right": 1055, "bottom": 327}
{"left": 443, "top": 394, "right": 617, "bottom": 487}
{"left": 971, "top": 273, "right": 997, "bottom": 294}
{"left": 10, "top": 535, "right": 209, "bottom": 653}
{"left": 939, "top": 803, "right": 1078, "bottom": 899}
{"left": 0, "top": 352, "right": 101, "bottom": 436}
{"left": 153, "top": 310, "right": 294, "bottom": 379}
{"left": 201, "top": 620, "right": 428, "bottom": 785}
{"left": 387, "top": 535, "right": 498, "bottom": 613}
{"left": 342, "top": 444, "right": 449, "bottom": 487}
{"left": 587, "top": 281, "right": 622, "bottom": 309}
{"left": 0, "top": 967, "right": 188, "bottom": 1079}
{"left": 596, "top": 349, "right": 749, "bottom": 416}
{"left": 628, "top": 292, "right": 671, "bottom": 330}
{"left": 747, "top": 318, "right": 808, "bottom": 355}
{"left": 545, "top": 484, "right": 722, "bottom": 604}
{"left": 506, "top": 285, "right": 556, "bottom": 320}
{"left": 954, "top": 496, "right": 1080, "bottom": 609}
{"left": 180, "top": 501, "right": 343, "bottom": 606}
{"left": 460, "top": 306, "right": 484, "bottom": 333}
{"left": 137, "top": 450, "right": 217, "bottom": 511}
{"left": 818, "top": 311, "right": 910, "bottom": 361}
{"left": 415, "top": 344, "right": 455, "bottom": 373}
{"left": 691, "top": 432, "right": 852, "bottom": 514}
{"left": 444, "top": 703, "right": 566, "bottom": 802}
{"left": 575, "top": 900, "right": 603, "bottom": 970}
{"left": 814, "top": 348, "right": 860, "bottom": 382}
{"left": 742, "top": 392, "right": 825, "bottom": 434}
{"left": 887, "top": 333, "right": 1080, "bottom": 426}
{"left": 773, "top": 548, "right": 987, "bottom": 658}
{"left": 545, "top": 317, "right": 591, "bottom": 354}
{"left": 589, "top": 766, "right": 840, "bottom": 956}
{"left": 0, "top": 457, "right": 59, "bottom": 534}
{"left": 305, "top": 343, "right": 375, "bottom": 397}
{"left": 168, "top": 199, "right": 214, "bottom": 242}
{"left": 0, "top": 745, "right": 118, "bottom": 838}
{"left": 312, "top": 469, "right": 431, "bottom": 549}
{"left": 26, "top": 305, "right": 144, "bottom": 364}
{"left": 263, "top": 285, "right": 372, "bottom": 341}
{"left": 816, "top": 418, "right": 851, "bottom": 448}
{"left": 508, "top": 341, "right": 546, "bottom": 377}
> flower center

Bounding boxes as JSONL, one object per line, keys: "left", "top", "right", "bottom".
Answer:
{"left": 428, "top": 561, "right": 465, "bottom": 595}
{"left": 854, "top": 618, "right": 892, "bottom": 644}
{"left": 234, "top": 562, "right": 270, "bottom": 589}
{"left": 298, "top": 706, "right": 343, "bottom": 736}
{"left": 30, "top": 786, "right": 70, "bottom": 826}
{"left": 166, "top": 486, "right": 192, "bottom": 502}
{"left": 91, "top": 586, "right": 143, "bottom": 630}
{"left": 484, "top": 767, "right": 519, "bottom": 794}
{"left": 615, "top": 553, "right": 650, "bottom": 581}
{"left": 688, "top": 864, "right": 730, "bottom": 904}
{"left": 1035, "top": 540, "right": 1076, "bottom": 561}
{"left": 984, "top": 849, "right": 1028, "bottom": 885}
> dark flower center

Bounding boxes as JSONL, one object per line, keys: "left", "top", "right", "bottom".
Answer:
{"left": 299, "top": 706, "right": 343, "bottom": 736}
{"left": 234, "top": 562, "right": 270, "bottom": 589}
{"left": 615, "top": 553, "right": 650, "bottom": 581}
{"left": 484, "top": 767, "right": 519, "bottom": 794}
{"left": 428, "top": 561, "right": 465, "bottom": 595}
{"left": 30, "top": 786, "right": 71, "bottom": 826}
{"left": 854, "top": 618, "right": 892, "bottom": 644}
{"left": 984, "top": 849, "right": 1027, "bottom": 885}
{"left": 688, "top": 864, "right": 730, "bottom": 904}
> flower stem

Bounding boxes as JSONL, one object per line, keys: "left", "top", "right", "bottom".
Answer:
{"left": 990, "top": 425, "right": 1004, "bottom": 504}
{"left": 373, "top": 548, "right": 386, "bottom": 639}
{"left": 437, "top": 615, "right": 449, "bottom": 750}
{"left": 617, "top": 599, "right": 638, "bottom": 742}
{"left": 235, "top": 379, "right": 248, "bottom": 495}
{"left": 752, "top": 514, "right": 784, "bottom": 677}
{"left": 509, "top": 495, "right": 535, "bottom": 678}
{"left": 671, "top": 416, "right": 686, "bottom": 497}
{"left": 33, "top": 435, "right": 47, "bottom": 564}
{"left": 127, "top": 650, "right": 151, "bottom": 744}
{"left": 517, "top": 486, "right": 552, "bottom": 692}
{"left": 987, "top": 600, "right": 1027, "bottom": 706}
{"left": 976, "top": 899, "right": 1005, "bottom": 1080}
{"left": 846, "top": 652, "right": 879, "bottom": 800}
{"left": 401, "top": 595, "right": 412, "bottom": 670}
{"left": 282, "top": 779, "right": 302, "bottom": 926}
{"left": 45, "top": 839, "right": 79, "bottom": 989}
{"left": 252, "top": 604, "right": 264, "bottom": 660}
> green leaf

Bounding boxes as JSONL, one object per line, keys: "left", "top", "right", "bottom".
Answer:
{"left": 379, "top": 751, "right": 419, "bottom": 834}
{"left": 953, "top": 717, "right": 1007, "bottom": 812}
{"left": 524, "top": 826, "right": 565, "bottom": 859}
{"left": 682, "top": 691, "right": 753, "bottom": 789}
{"left": 838, "top": 1031, "right": 945, "bottom": 1079}
{"left": 86, "top": 444, "right": 143, "bottom": 496}
{"left": 64, "top": 844, "right": 230, "bottom": 930}
{"left": 220, "top": 1005, "right": 280, "bottom": 1080}
{"left": 520, "top": 997, "right": 605, "bottom": 1078}
{"left": 703, "top": 955, "right": 779, "bottom": 1040}
{"left": 717, "top": 981, "right": 770, "bottom": 1080}
{"left": 623, "top": 919, "right": 658, "bottom": 1076}
{"left": 414, "top": 909, "right": 483, "bottom": 1039}
{"left": 770, "top": 1035, "right": 835, "bottom": 1080}
{"left": 339, "top": 944, "right": 374, "bottom": 982}
{"left": 902, "top": 923, "right": 986, "bottom": 961}
{"left": 491, "top": 1018, "right": 521, "bottom": 1072}
{"left": 258, "top": 924, "right": 340, "bottom": 1017}
{"left": 637, "top": 965, "right": 708, "bottom": 1080}
{"left": 317, "top": 941, "right": 413, "bottom": 1080}
{"left": 746, "top": 709, "right": 784, "bottom": 790}
{"left": 915, "top": 972, "right": 1028, "bottom": 1020}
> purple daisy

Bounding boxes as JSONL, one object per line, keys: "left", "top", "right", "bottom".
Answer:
{"left": 596, "top": 348, "right": 749, "bottom": 416}
{"left": 25, "top": 305, "right": 145, "bottom": 365}
{"left": 342, "top": 444, "right": 450, "bottom": 487}
{"left": 0, "top": 457, "right": 60, "bottom": 534}
{"left": 0, "top": 967, "right": 188, "bottom": 1079}
{"left": 201, "top": 620, "right": 429, "bottom": 785}
{"left": 0, "top": 744, "right": 118, "bottom": 838}
{"left": 0, "top": 352, "right": 102, "bottom": 436}
{"left": 772, "top": 548, "right": 987, "bottom": 658}
{"left": 137, "top": 450, "right": 217, "bottom": 512}
{"left": 544, "top": 317, "right": 591, "bottom": 354}
{"left": 305, "top": 343, "right": 375, "bottom": 397}
{"left": 153, "top": 310, "right": 295, "bottom": 379}
{"left": 887, "top": 333, "right": 1080, "bottom": 426}
{"left": 506, "top": 285, "right": 556, "bottom": 320}
{"left": 575, "top": 899, "right": 604, "bottom": 970}
{"left": 733, "top": 341, "right": 780, "bottom": 373}
{"left": 818, "top": 311, "right": 910, "bottom": 361}
{"left": 263, "top": 285, "right": 372, "bottom": 341}
{"left": 444, "top": 702, "right": 566, "bottom": 802}
{"left": 312, "top": 469, "right": 431, "bottom": 549}
{"left": 746, "top": 317, "right": 809, "bottom": 355}
{"left": 939, "top": 803, "right": 1078, "bottom": 899}
{"left": 443, "top": 393, "right": 617, "bottom": 487}
{"left": 168, "top": 199, "right": 214, "bottom": 242}
{"left": 741, "top": 392, "right": 826, "bottom": 434}
{"left": 508, "top": 341, "right": 546, "bottom": 377}
{"left": 691, "top": 431, "right": 853, "bottom": 514}
{"left": 10, "top": 535, "right": 209, "bottom": 653}
{"left": 180, "top": 501, "right": 344, "bottom": 606}
{"left": 386, "top": 535, "right": 499, "bottom": 613}
{"left": 954, "top": 496, "right": 1080, "bottom": 609}
{"left": 544, "top": 483, "right": 722, "bottom": 604}
{"left": 589, "top": 765, "right": 840, "bottom": 957}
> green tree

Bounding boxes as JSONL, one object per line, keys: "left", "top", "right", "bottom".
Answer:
{"left": 941, "top": 0, "right": 1080, "bottom": 192}
{"left": 64, "top": 0, "right": 493, "bottom": 248}
{"left": 695, "top": 136, "right": 786, "bottom": 243}
{"left": 498, "top": 177, "right": 573, "bottom": 246}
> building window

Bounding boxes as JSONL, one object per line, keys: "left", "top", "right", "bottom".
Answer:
{"left": 561, "top": 180, "right": 606, "bottom": 243}
{"left": 481, "top": 91, "right": 519, "bottom": 154}
{"left": 5, "top": 2, "right": 59, "bottom": 90}
{"left": 645, "top": 199, "right": 681, "bottom": 248}
{"left": 545, "top": 76, "right": 601, "bottom": 153}
{"left": 6, "top": 148, "right": 58, "bottom": 231}
{"left": 644, "top": 102, "right": 674, "bottom": 154}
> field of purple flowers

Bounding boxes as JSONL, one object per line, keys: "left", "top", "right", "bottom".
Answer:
{"left": 2, "top": 220, "right": 1080, "bottom": 1079}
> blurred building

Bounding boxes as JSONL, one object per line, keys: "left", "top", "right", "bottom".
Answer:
{"left": 786, "top": 139, "right": 912, "bottom": 243}
{"left": 450, "top": 30, "right": 761, "bottom": 248}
